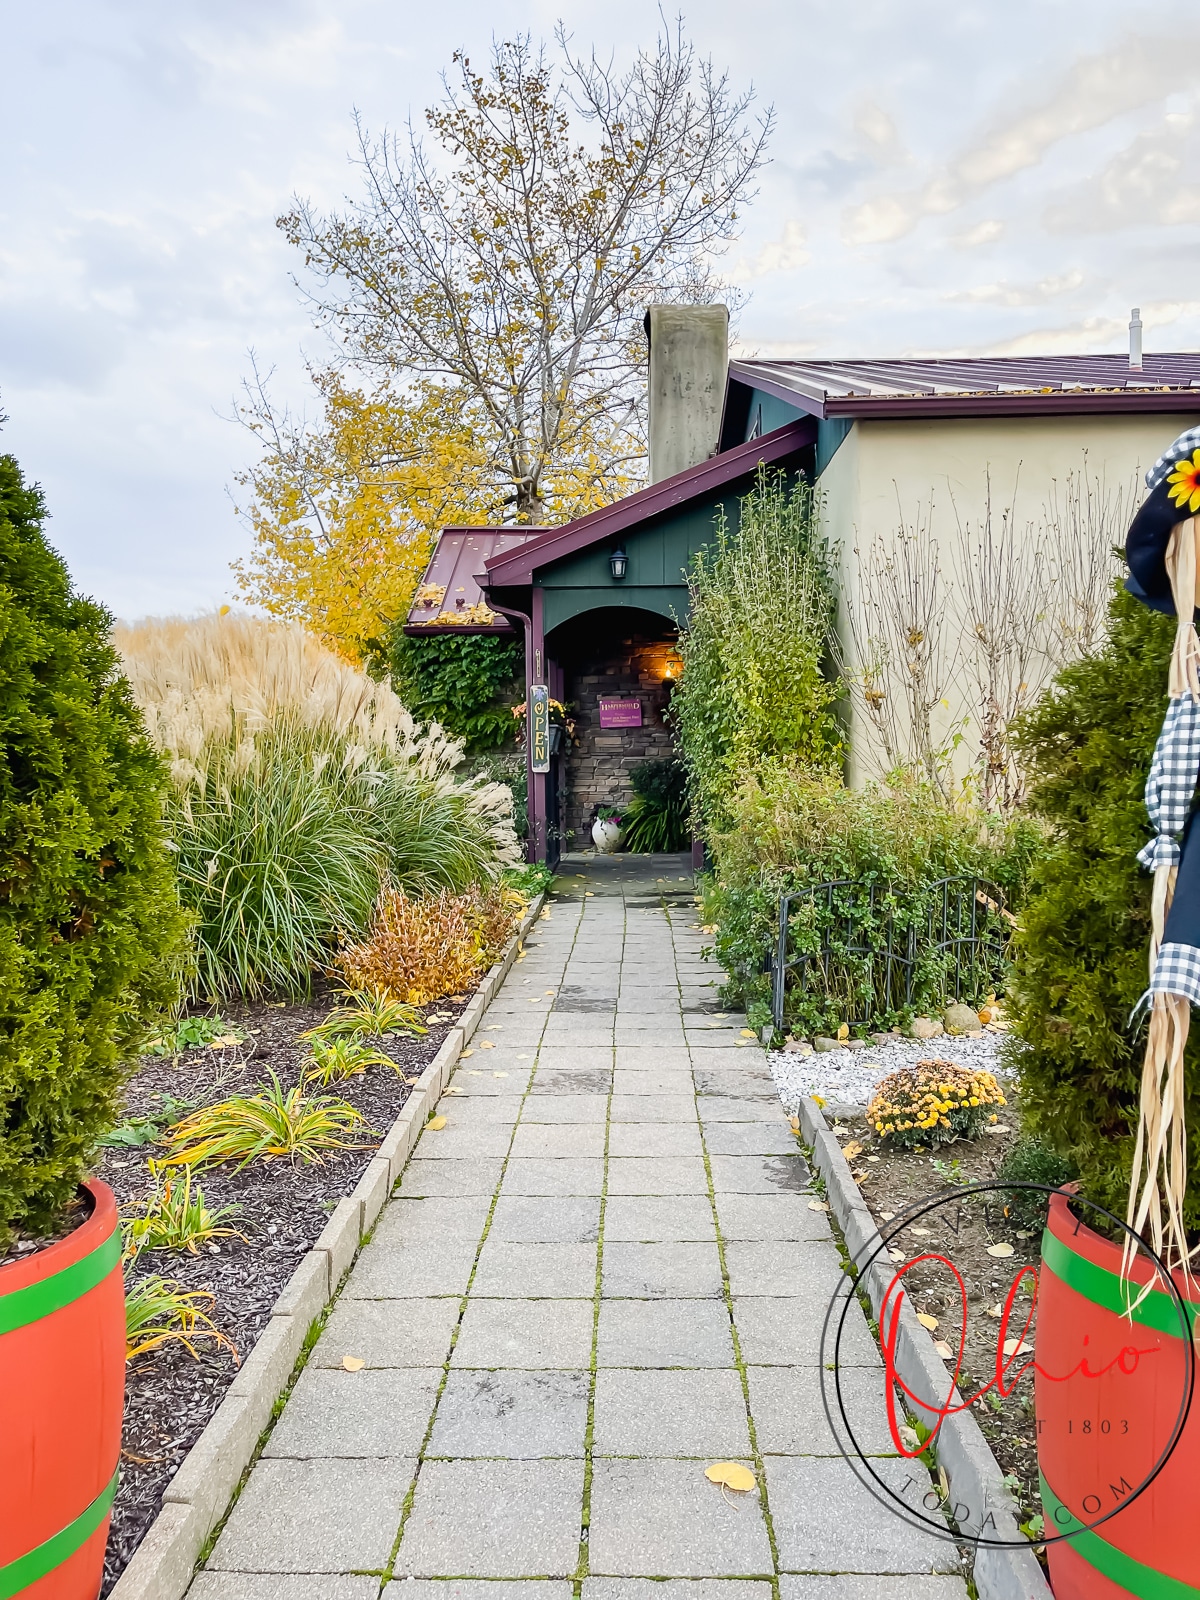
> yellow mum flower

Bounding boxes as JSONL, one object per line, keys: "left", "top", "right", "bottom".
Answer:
{"left": 1167, "top": 450, "right": 1200, "bottom": 515}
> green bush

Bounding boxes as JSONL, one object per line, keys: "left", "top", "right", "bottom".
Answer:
{"left": 996, "top": 1135, "right": 1078, "bottom": 1229}
{"left": 382, "top": 630, "right": 523, "bottom": 751}
{"left": 1007, "top": 584, "right": 1193, "bottom": 1227}
{"left": 172, "top": 722, "right": 516, "bottom": 1000}
{"left": 709, "top": 762, "right": 1040, "bottom": 1035}
{"left": 673, "top": 466, "right": 842, "bottom": 834}
{"left": 622, "top": 758, "right": 690, "bottom": 853}
{"left": 0, "top": 455, "right": 188, "bottom": 1244}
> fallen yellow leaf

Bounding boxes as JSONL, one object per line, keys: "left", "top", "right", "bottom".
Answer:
{"left": 739, "top": 1029, "right": 757, "bottom": 1039}
{"left": 480, "top": 1040, "right": 495, "bottom": 1049}
{"left": 460, "top": 1048, "right": 475, "bottom": 1057}
{"left": 917, "top": 1312, "right": 939, "bottom": 1331}
{"left": 789, "top": 1116, "right": 800, "bottom": 1133}
{"left": 836, "top": 1023, "right": 849, "bottom": 1040}
{"left": 888, "top": 1248, "right": 906, "bottom": 1262}
{"left": 808, "top": 1199, "right": 829, "bottom": 1212}
{"left": 841, "top": 1140, "right": 863, "bottom": 1162}
{"left": 705, "top": 1461, "right": 756, "bottom": 1492}
{"left": 209, "top": 1035, "right": 244, "bottom": 1049}
{"left": 987, "top": 1242, "right": 1015, "bottom": 1258}
{"left": 342, "top": 1355, "right": 365, "bottom": 1372}
{"left": 1003, "top": 1338, "right": 1033, "bottom": 1357}
{"left": 879, "top": 1210, "right": 896, "bottom": 1221}
{"left": 493, "top": 1071, "right": 508, "bottom": 1079}
{"left": 427, "top": 1115, "right": 447, "bottom": 1131}
{"left": 933, "top": 1340, "right": 955, "bottom": 1360}
{"left": 986, "top": 1303, "right": 1003, "bottom": 1318}
{"left": 811, "top": 1093, "right": 826, "bottom": 1108}
{"left": 910, "top": 1227, "right": 932, "bottom": 1237}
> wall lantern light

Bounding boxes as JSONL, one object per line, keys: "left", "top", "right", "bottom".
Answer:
{"left": 609, "top": 546, "right": 628, "bottom": 580}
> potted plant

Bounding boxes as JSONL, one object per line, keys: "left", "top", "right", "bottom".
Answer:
{"left": 511, "top": 697, "right": 576, "bottom": 754}
{"left": 1010, "top": 469, "right": 1200, "bottom": 1598}
{"left": 0, "top": 456, "right": 188, "bottom": 1596}
{"left": 592, "top": 806, "right": 624, "bottom": 853}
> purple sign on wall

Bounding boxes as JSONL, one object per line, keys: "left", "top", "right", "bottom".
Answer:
{"left": 598, "top": 696, "right": 643, "bottom": 729}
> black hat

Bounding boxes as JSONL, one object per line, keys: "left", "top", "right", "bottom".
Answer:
{"left": 1126, "top": 426, "right": 1200, "bottom": 616}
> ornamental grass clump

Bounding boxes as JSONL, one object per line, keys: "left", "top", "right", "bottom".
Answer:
{"left": 336, "top": 882, "right": 524, "bottom": 1005}
{"left": 115, "top": 611, "right": 520, "bottom": 998}
{"left": 867, "top": 1059, "right": 1006, "bottom": 1148}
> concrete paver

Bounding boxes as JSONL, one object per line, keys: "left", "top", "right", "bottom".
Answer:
{"left": 192, "top": 854, "right": 962, "bottom": 1597}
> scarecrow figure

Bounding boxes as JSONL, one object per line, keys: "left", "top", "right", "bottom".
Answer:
{"left": 1126, "top": 424, "right": 1200, "bottom": 1265}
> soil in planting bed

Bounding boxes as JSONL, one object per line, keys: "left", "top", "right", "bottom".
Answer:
{"left": 828, "top": 1086, "right": 1046, "bottom": 1546}
{"left": 98, "top": 982, "right": 471, "bottom": 1596}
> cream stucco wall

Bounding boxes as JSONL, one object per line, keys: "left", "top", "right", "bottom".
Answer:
{"left": 819, "top": 411, "right": 1200, "bottom": 789}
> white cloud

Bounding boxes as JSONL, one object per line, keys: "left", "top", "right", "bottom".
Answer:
{"left": 952, "top": 218, "right": 1005, "bottom": 248}
{"left": 944, "top": 269, "right": 1086, "bottom": 307}
{"left": 843, "top": 34, "right": 1200, "bottom": 245}
{"left": 1046, "top": 108, "right": 1200, "bottom": 231}
{"left": 729, "top": 219, "right": 810, "bottom": 282}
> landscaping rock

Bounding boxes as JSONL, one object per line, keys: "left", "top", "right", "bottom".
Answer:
{"left": 812, "top": 1036, "right": 842, "bottom": 1053}
{"left": 845, "top": 1039, "right": 868, "bottom": 1051}
{"left": 782, "top": 1039, "right": 813, "bottom": 1055}
{"left": 944, "top": 1002, "right": 984, "bottom": 1035}
{"left": 911, "top": 1016, "right": 944, "bottom": 1040}
{"left": 868, "top": 1033, "right": 892, "bottom": 1047}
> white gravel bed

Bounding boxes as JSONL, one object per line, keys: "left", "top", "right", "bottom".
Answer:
{"left": 768, "top": 1030, "right": 1018, "bottom": 1112}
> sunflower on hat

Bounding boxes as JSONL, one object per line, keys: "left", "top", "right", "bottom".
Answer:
{"left": 1167, "top": 450, "right": 1200, "bottom": 516}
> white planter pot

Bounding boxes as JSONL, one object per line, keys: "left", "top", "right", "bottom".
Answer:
{"left": 592, "top": 818, "right": 623, "bottom": 854}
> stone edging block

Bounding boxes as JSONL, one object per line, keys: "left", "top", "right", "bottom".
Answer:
{"left": 797, "top": 1095, "right": 1053, "bottom": 1600}
{"left": 108, "top": 888, "right": 546, "bottom": 1600}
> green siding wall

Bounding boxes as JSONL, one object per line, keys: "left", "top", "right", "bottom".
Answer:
{"left": 536, "top": 490, "right": 744, "bottom": 635}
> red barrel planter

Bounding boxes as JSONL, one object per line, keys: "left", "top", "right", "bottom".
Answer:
{"left": 0, "top": 1181, "right": 125, "bottom": 1599}
{"left": 1036, "top": 1192, "right": 1200, "bottom": 1598}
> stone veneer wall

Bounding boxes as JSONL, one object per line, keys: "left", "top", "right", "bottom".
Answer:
{"left": 557, "top": 623, "right": 680, "bottom": 847}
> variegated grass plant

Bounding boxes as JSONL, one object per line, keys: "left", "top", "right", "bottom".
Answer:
{"left": 161, "top": 1073, "right": 367, "bottom": 1169}
{"left": 122, "top": 1164, "right": 244, "bottom": 1257}
{"left": 124, "top": 1275, "right": 236, "bottom": 1362}
{"left": 115, "top": 612, "right": 520, "bottom": 998}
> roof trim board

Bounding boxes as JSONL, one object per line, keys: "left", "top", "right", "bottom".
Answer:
{"left": 728, "top": 353, "right": 1200, "bottom": 421}
{"left": 483, "top": 415, "right": 816, "bottom": 586}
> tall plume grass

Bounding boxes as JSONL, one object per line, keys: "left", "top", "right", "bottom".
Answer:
{"left": 116, "top": 613, "right": 520, "bottom": 998}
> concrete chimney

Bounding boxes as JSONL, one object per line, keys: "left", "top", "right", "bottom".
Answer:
{"left": 1129, "top": 307, "right": 1143, "bottom": 371}
{"left": 645, "top": 305, "right": 729, "bottom": 484}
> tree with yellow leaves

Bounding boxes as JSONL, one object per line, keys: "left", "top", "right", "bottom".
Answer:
{"left": 235, "top": 20, "right": 769, "bottom": 663}
{"left": 232, "top": 366, "right": 497, "bottom": 659}
{"left": 278, "top": 23, "right": 770, "bottom": 526}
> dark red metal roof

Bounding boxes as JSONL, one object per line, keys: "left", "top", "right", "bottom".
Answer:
{"left": 483, "top": 417, "right": 816, "bottom": 587}
{"left": 731, "top": 353, "right": 1200, "bottom": 420}
{"left": 404, "top": 527, "right": 537, "bottom": 634}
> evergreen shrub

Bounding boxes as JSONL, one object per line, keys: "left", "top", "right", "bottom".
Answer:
{"left": 673, "top": 466, "right": 842, "bottom": 834}
{"left": 1007, "top": 585, "right": 1195, "bottom": 1228}
{"left": 0, "top": 456, "right": 187, "bottom": 1244}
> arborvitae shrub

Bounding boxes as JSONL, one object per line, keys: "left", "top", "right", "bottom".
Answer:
{"left": 0, "top": 456, "right": 187, "bottom": 1244}
{"left": 1008, "top": 584, "right": 1199, "bottom": 1228}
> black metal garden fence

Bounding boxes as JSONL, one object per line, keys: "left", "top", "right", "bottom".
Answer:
{"left": 770, "top": 874, "right": 1012, "bottom": 1034}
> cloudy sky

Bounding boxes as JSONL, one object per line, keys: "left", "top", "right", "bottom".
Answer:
{"left": 3, "top": 0, "right": 1200, "bottom": 618}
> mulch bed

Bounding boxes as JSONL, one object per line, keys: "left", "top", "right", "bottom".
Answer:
{"left": 97, "top": 984, "right": 470, "bottom": 1596}
{"left": 829, "top": 1086, "right": 1045, "bottom": 1548}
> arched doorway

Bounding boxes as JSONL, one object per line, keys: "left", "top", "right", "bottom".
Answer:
{"left": 545, "top": 605, "right": 682, "bottom": 850}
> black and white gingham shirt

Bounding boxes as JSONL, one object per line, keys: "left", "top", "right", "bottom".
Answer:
{"left": 1139, "top": 693, "right": 1200, "bottom": 873}
{"left": 1140, "top": 692, "right": 1200, "bottom": 1005}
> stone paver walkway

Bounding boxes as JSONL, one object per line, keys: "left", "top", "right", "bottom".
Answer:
{"left": 190, "top": 854, "right": 967, "bottom": 1599}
